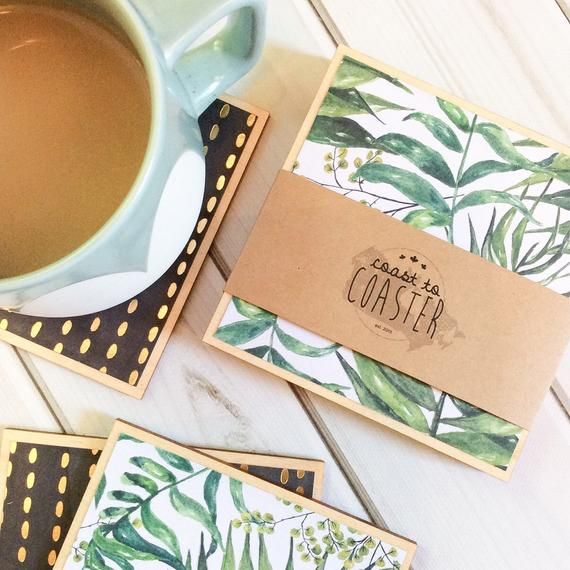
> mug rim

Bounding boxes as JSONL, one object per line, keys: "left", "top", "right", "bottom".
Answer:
{"left": 0, "top": 0, "right": 165, "bottom": 295}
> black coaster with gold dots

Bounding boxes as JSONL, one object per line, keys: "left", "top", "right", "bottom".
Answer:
{"left": 0, "top": 96, "right": 268, "bottom": 398}
{"left": 0, "top": 429, "right": 322, "bottom": 570}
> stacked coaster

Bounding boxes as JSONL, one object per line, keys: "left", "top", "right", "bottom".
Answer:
{"left": 0, "top": 423, "right": 416, "bottom": 569}
{"left": 0, "top": 96, "right": 268, "bottom": 399}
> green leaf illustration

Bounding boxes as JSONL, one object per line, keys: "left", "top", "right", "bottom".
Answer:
{"left": 185, "top": 551, "right": 192, "bottom": 570}
{"left": 336, "top": 351, "right": 400, "bottom": 421}
{"left": 130, "top": 457, "right": 176, "bottom": 483}
{"left": 214, "top": 319, "right": 275, "bottom": 346}
{"left": 481, "top": 208, "right": 497, "bottom": 262}
{"left": 455, "top": 190, "right": 536, "bottom": 222}
{"left": 518, "top": 229, "right": 570, "bottom": 276}
{"left": 357, "top": 163, "right": 451, "bottom": 214}
{"left": 258, "top": 535, "right": 273, "bottom": 570}
{"left": 275, "top": 325, "right": 339, "bottom": 357}
{"left": 100, "top": 507, "right": 131, "bottom": 519}
{"left": 436, "top": 432, "right": 515, "bottom": 467}
{"left": 108, "top": 491, "right": 143, "bottom": 504}
{"left": 233, "top": 298, "right": 275, "bottom": 321}
{"left": 245, "top": 345, "right": 271, "bottom": 359}
{"left": 450, "top": 396, "right": 480, "bottom": 417}
{"left": 511, "top": 216, "right": 529, "bottom": 269}
{"left": 308, "top": 116, "right": 377, "bottom": 148}
{"left": 402, "top": 209, "right": 451, "bottom": 230}
{"left": 378, "top": 364, "right": 438, "bottom": 412}
{"left": 100, "top": 550, "right": 134, "bottom": 570}
{"left": 285, "top": 537, "right": 295, "bottom": 570}
{"left": 198, "top": 533, "right": 208, "bottom": 570}
{"left": 333, "top": 57, "right": 412, "bottom": 93}
{"left": 528, "top": 220, "right": 570, "bottom": 236}
{"left": 222, "top": 524, "right": 236, "bottom": 570}
{"left": 375, "top": 133, "right": 455, "bottom": 186}
{"left": 95, "top": 474, "right": 107, "bottom": 508}
{"left": 436, "top": 98, "right": 470, "bottom": 132}
{"left": 528, "top": 189, "right": 570, "bottom": 210}
{"left": 239, "top": 533, "right": 254, "bottom": 570}
{"left": 404, "top": 112, "right": 462, "bottom": 152}
{"left": 118, "top": 434, "right": 143, "bottom": 443}
{"left": 520, "top": 208, "right": 561, "bottom": 268}
{"left": 158, "top": 449, "right": 195, "bottom": 473}
{"left": 441, "top": 413, "right": 520, "bottom": 436}
{"left": 549, "top": 154, "right": 570, "bottom": 185}
{"left": 354, "top": 353, "right": 430, "bottom": 432}
{"left": 122, "top": 473, "right": 159, "bottom": 495}
{"left": 491, "top": 208, "right": 517, "bottom": 268}
{"left": 474, "top": 123, "right": 536, "bottom": 169}
{"left": 268, "top": 349, "right": 317, "bottom": 382}
{"left": 507, "top": 171, "right": 551, "bottom": 191}
{"left": 204, "top": 471, "right": 223, "bottom": 557}
{"left": 320, "top": 87, "right": 409, "bottom": 119}
{"left": 85, "top": 541, "right": 111, "bottom": 570}
{"left": 513, "top": 138, "right": 546, "bottom": 147}
{"left": 112, "top": 518, "right": 184, "bottom": 568}
{"left": 93, "top": 525, "right": 151, "bottom": 563}
{"left": 141, "top": 502, "right": 182, "bottom": 559}
{"left": 468, "top": 215, "right": 480, "bottom": 256}
{"left": 458, "top": 160, "right": 519, "bottom": 187}
{"left": 269, "top": 349, "right": 348, "bottom": 394}
{"left": 169, "top": 487, "right": 224, "bottom": 550}
{"left": 229, "top": 479, "right": 248, "bottom": 513}
{"left": 204, "top": 471, "right": 222, "bottom": 522}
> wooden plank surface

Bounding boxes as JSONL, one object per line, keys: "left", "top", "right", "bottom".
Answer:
{"left": 0, "top": 344, "right": 60, "bottom": 431}
{"left": 1, "top": 1, "right": 569, "bottom": 569}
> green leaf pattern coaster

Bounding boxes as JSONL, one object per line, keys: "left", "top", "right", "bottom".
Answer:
{"left": 214, "top": 52, "right": 570, "bottom": 476}
{"left": 59, "top": 432, "right": 413, "bottom": 569}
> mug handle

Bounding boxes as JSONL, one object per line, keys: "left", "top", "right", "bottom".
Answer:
{"left": 130, "top": 0, "right": 266, "bottom": 115}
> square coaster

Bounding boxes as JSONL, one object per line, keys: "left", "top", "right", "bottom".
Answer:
{"left": 0, "top": 429, "right": 323, "bottom": 570}
{"left": 55, "top": 420, "right": 416, "bottom": 570}
{"left": 205, "top": 46, "right": 570, "bottom": 479}
{"left": 0, "top": 96, "right": 268, "bottom": 398}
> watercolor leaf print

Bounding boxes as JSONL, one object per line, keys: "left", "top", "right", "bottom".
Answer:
{"left": 403, "top": 112, "right": 463, "bottom": 152}
{"left": 214, "top": 55, "right": 570, "bottom": 474}
{"left": 216, "top": 298, "right": 522, "bottom": 470}
{"left": 299, "top": 56, "right": 570, "bottom": 290}
{"left": 70, "top": 438, "right": 408, "bottom": 570}
{"left": 332, "top": 56, "right": 412, "bottom": 94}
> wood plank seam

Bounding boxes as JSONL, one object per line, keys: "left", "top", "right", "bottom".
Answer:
{"left": 307, "top": 0, "right": 347, "bottom": 44}
{"left": 554, "top": 0, "right": 570, "bottom": 22}
{"left": 13, "top": 347, "right": 69, "bottom": 433}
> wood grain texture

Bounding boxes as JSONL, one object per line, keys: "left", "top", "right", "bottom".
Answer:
{"left": 0, "top": 2, "right": 568, "bottom": 569}
{"left": 302, "top": 390, "right": 570, "bottom": 570}
{"left": 25, "top": 258, "right": 368, "bottom": 518}
{"left": 0, "top": 344, "right": 59, "bottom": 431}
{"left": 311, "top": 0, "right": 570, "bottom": 141}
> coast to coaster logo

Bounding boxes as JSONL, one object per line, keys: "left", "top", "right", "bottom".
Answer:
{"left": 344, "top": 247, "right": 462, "bottom": 349}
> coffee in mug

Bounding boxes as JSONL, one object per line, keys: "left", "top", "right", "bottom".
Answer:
{"left": 0, "top": 1, "right": 151, "bottom": 278}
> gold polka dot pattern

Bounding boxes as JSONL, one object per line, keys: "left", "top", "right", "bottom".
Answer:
{"left": 0, "top": 439, "right": 315, "bottom": 569}
{"left": 0, "top": 100, "right": 261, "bottom": 390}
{"left": 0, "top": 441, "right": 103, "bottom": 569}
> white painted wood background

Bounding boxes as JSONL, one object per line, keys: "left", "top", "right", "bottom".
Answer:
{"left": 1, "top": 1, "right": 569, "bottom": 568}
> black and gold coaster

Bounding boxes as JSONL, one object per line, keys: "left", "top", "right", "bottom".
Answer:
{"left": 0, "top": 429, "right": 323, "bottom": 570}
{"left": 0, "top": 96, "right": 268, "bottom": 398}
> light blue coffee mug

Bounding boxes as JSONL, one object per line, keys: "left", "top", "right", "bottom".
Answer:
{"left": 0, "top": 0, "right": 265, "bottom": 316}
